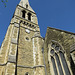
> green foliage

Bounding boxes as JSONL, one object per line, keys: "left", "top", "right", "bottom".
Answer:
{"left": 1, "top": 0, "right": 8, "bottom": 7}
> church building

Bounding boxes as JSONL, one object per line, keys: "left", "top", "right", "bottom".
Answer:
{"left": 0, "top": 0, "right": 75, "bottom": 75}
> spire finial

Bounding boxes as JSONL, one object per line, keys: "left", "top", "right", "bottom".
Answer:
{"left": 19, "top": 0, "right": 35, "bottom": 12}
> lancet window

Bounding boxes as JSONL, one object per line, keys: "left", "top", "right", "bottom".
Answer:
{"left": 22, "top": 10, "right": 26, "bottom": 18}
{"left": 49, "top": 40, "right": 71, "bottom": 75}
{"left": 28, "top": 13, "right": 31, "bottom": 21}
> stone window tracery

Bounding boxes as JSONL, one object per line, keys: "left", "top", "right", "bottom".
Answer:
{"left": 49, "top": 41, "right": 71, "bottom": 75}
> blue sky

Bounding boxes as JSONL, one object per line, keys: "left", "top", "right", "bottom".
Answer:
{"left": 0, "top": 0, "right": 75, "bottom": 46}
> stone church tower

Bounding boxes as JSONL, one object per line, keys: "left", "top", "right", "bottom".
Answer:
{"left": 0, "top": 0, "right": 75, "bottom": 75}
{"left": 0, "top": 0, "right": 45, "bottom": 75}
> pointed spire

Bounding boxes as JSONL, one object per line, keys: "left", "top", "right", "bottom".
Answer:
{"left": 19, "top": 0, "right": 35, "bottom": 12}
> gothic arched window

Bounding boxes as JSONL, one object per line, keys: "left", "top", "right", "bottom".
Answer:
{"left": 28, "top": 13, "right": 31, "bottom": 21}
{"left": 22, "top": 10, "right": 26, "bottom": 18}
{"left": 49, "top": 41, "right": 71, "bottom": 75}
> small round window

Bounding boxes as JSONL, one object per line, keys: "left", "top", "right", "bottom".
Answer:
{"left": 26, "top": 37, "right": 29, "bottom": 40}
{"left": 25, "top": 72, "right": 29, "bottom": 75}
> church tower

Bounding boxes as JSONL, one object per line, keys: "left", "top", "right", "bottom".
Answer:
{"left": 0, "top": 0, "right": 45, "bottom": 75}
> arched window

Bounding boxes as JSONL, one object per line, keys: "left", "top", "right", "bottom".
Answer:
{"left": 51, "top": 56, "right": 58, "bottom": 75}
{"left": 49, "top": 41, "right": 71, "bottom": 75}
{"left": 22, "top": 10, "right": 26, "bottom": 18}
{"left": 59, "top": 51, "right": 71, "bottom": 75}
{"left": 55, "top": 53, "right": 63, "bottom": 75}
{"left": 28, "top": 13, "right": 31, "bottom": 21}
